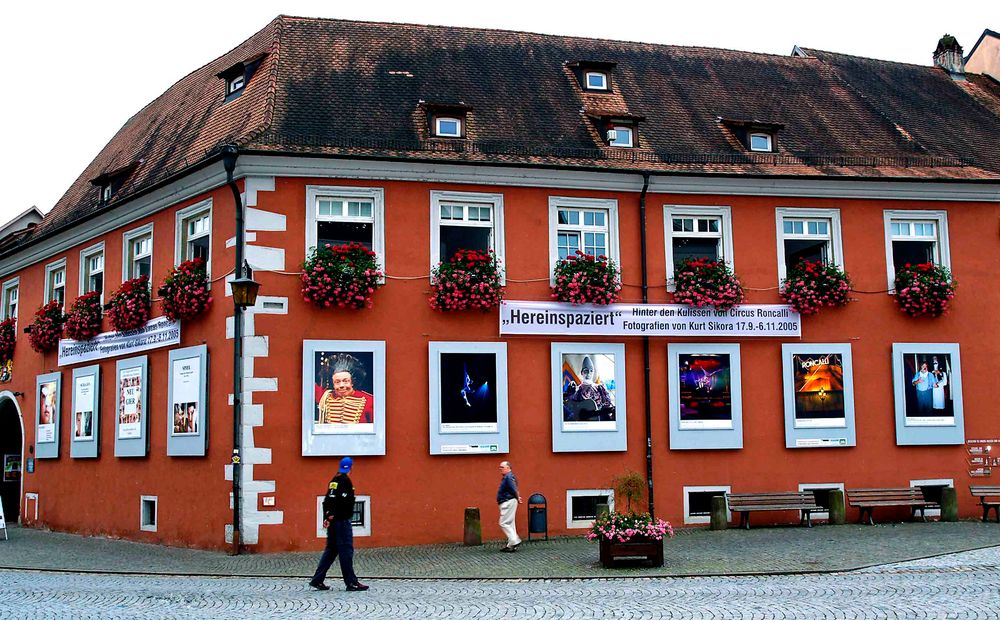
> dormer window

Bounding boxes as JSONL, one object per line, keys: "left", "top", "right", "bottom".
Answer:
{"left": 91, "top": 160, "right": 141, "bottom": 205}
{"left": 434, "top": 117, "right": 463, "bottom": 138}
{"left": 585, "top": 72, "right": 608, "bottom": 90}
{"left": 609, "top": 125, "right": 633, "bottom": 147}
{"left": 227, "top": 74, "right": 246, "bottom": 95}
{"left": 216, "top": 53, "right": 265, "bottom": 103}
{"left": 101, "top": 185, "right": 112, "bottom": 204}
{"left": 749, "top": 133, "right": 773, "bottom": 152}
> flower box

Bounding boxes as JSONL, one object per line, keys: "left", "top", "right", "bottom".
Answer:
{"left": 159, "top": 257, "right": 212, "bottom": 321}
{"left": 106, "top": 275, "right": 151, "bottom": 332}
{"left": 779, "top": 260, "right": 851, "bottom": 316}
{"left": 429, "top": 248, "right": 504, "bottom": 312}
{"left": 551, "top": 251, "right": 621, "bottom": 305}
{"left": 64, "top": 291, "right": 104, "bottom": 341}
{"left": 28, "top": 300, "right": 64, "bottom": 353}
{"left": 893, "top": 262, "right": 955, "bottom": 318}
{"left": 301, "top": 242, "right": 384, "bottom": 309}
{"left": 599, "top": 535, "right": 664, "bottom": 568}
{"left": 672, "top": 258, "right": 745, "bottom": 311}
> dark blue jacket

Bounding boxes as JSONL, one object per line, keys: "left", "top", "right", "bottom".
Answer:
{"left": 496, "top": 472, "right": 518, "bottom": 504}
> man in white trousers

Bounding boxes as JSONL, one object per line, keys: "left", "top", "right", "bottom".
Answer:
{"left": 496, "top": 460, "right": 523, "bottom": 552}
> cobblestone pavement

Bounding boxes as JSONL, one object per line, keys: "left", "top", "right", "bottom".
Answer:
{"left": 1, "top": 546, "right": 999, "bottom": 619}
{"left": 3, "top": 521, "right": 999, "bottom": 578}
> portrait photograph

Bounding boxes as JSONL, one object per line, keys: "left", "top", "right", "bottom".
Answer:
{"left": 117, "top": 366, "right": 143, "bottom": 439}
{"left": 791, "top": 352, "right": 847, "bottom": 428}
{"left": 677, "top": 353, "right": 733, "bottom": 430}
{"left": 439, "top": 352, "right": 499, "bottom": 433}
{"left": 561, "top": 353, "right": 617, "bottom": 431}
{"left": 73, "top": 374, "right": 96, "bottom": 441}
{"left": 37, "top": 379, "right": 58, "bottom": 443}
{"left": 313, "top": 350, "right": 376, "bottom": 434}
{"left": 902, "top": 352, "right": 955, "bottom": 426}
{"left": 170, "top": 355, "right": 202, "bottom": 436}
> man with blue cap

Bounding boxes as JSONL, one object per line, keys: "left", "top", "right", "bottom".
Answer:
{"left": 310, "top": 456, "right": 368, "bottom": 591}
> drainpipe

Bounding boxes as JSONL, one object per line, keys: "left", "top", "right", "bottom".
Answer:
{"left": 638, "top": 172, "right": 654, "bottom": 518}
{"left": 221, "top": 144, "right": 244, "bottom": 555}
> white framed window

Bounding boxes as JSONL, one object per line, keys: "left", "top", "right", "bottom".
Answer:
{"left": 101, "top": 185, "right": 112, "bottom": 203}
{"left": 585, "top": 71, "right": 608, "bottom": 90}
{"left": 608, "top": 125, "right": 633, "bottom": 147}
{"left": 140, "top": 495, "right": 158, "bottom": 532}
{"left": 684, "top": 485, "right": 731, "bottom": 525}
{"left": 566, "top": 489, "right": 614, "bottom": 528}
{"left": 434, "top": 117, "right": 462, "bottom": 138}
{"left": 305, "top": 185, "right": 385, "bottom": 269}
{"left": 1, "top": 278, "right": 19, "bottom": 322}
{"left": 910, "top": 478, "right": 953, "bottom": 519}
{"left": 549, "top": 197, "right": 619, "bottom": 281}
{"left": 316, "top": 495, "right": 371, "bottom": 538}
{"left": 430, "top": 190, "right": 505, "bottom": 276}
{"left": 664, "top": 205, "right": 734, "bottom": 290}
{"left": 79, "top": 243, "right": 105, "bottom": 302}
{"left": 749, "top": 132, "right": 773, "bottom": 152}
{"left": 228, "top": 74, "right": 245, "bottom": 94}
{"left": 775, "top": 208, "right": 844, "bottom": 283}
{"left": 797, "top": 482, "right": 845, "bottom": 521}
{"left": 44, "top": 259, "right": 67, "bottom": 306}
{"left": 175, "top": 199, "right": 212, "bottom": 273}
{"left": 883, "top": 210, "right": 950, "bottom": 292}
{"left": 123, "top": 224, "right": 154, "bottom": 283}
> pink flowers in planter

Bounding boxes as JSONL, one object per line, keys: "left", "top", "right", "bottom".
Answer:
{"left": 672, "top": 258, "right": 745, "bottom": 311}
{"left": 28, "top": 300, "right": 64, "bottom": 353}
{"left": 780, "top": 260, "right": 852, "bottom": 316}
{"left": 429, "top": 249, "right": 504, "bottom": 312}
{"left": 586, "top": 511, "right": 675, "bottom": 543}
{"left": 64, "top": 291, "right": 104, "bottom": 341}
{"left": 301, "top": 242, "right": 384, "bottom": 309}
{"left": 0, "top": 317, "right": 16, "bottom": 362}
{"left": 106, "top": 275, "right": 151, "bottom": 332}
{"left": 159, "top": 257, "right": 213, "bottom": 321}
{"left": 552, "top": 251, "right": 621, "bottom": 305}
{"left": 894, "top": 263, "right": 956, "bottom": 317}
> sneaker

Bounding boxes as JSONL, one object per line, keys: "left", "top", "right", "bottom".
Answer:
{"left": 346, "top": 582, "right": 370, "bottom": 591}
{"left": 309, "top": 581, "right": 330, "bottom": 591}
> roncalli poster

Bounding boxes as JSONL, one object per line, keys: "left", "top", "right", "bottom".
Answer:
{"left": 171, "top": 356, "right": 201, "bottom": 436}
{"left": 37, "top": 379, "right": 58, "bottom": 443}
{"left": 73, "top": 374, "right": 96, "bottom": 441}
{"left": 439, "top": 352, "right": 499, "bottom": 434}
{"left": 561, "top": 353, "right": 617, "bottom": 431}
{"left": 313, "top": 351, "right": 376, "bottom": 435}
{"left": 902, "top": 352, "right": 955, "bottom": 426}
{"left": 791, "top": 353, "right": 847, "bottom": 428}
{"left": 117, "top": 366, "right": 144, "bottom": 439}
{"left": 677, "top": 353, "right": 733, "bottom": 430}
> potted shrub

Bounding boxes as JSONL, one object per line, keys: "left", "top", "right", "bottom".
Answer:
{"left": 429, "top": 249, "right": 504, "bottom": 312}
{"left": 588, "top": 510, "right": 674, "bottom": 568}
{"left": 28, "top": 300, "right": 64, "bottom": 353}
{"left": 64, "top": 291, "right": 104, "bottom": 341}
{"left": 551, "top": 251, "right": 621, "bottom": 305}
{"left": 779, "top": 260, "right": 852, "bottom": 316}
{"left": 672, "top": 258, "right": 745, "bottom": 311}
{"left": 0, "top": 317, "right": 16, "bottom": 362}
{"left": 613, "top": 470, "right": 646, "bottom": 514}
{"left": 106, "top": 275, "right": 151, "bottom": 332}
{"left": 300, "top": 242, "right": 384, "bottom": 309}
{"left": 894, "top": 263, "right": 956, "bottom": 318}
{"left": 159, "top": 257, "right": 213, "bottom": 321}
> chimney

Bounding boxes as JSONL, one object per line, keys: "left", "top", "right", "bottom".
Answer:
{"left": 933, "top": 34, "right": 965, "bottom": 80}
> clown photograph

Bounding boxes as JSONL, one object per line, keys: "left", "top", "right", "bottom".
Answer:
{"left": 313, "top": 351, "right": 376, "bottom": 434}
{"left": 439, "top": 352, "right": 499, "bottom": 434}
{"left": 561, "top": 353, "right": 617, "bottom": 431}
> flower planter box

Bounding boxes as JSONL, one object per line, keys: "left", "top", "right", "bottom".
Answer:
{"left": 598, "top": 535, "right": 664, "bottom": 568}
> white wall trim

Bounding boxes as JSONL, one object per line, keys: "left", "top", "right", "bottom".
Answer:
{"left": 663, "top": 204, "right": 734, "bottom": 290}
{"left": 683, "top": 485, "right": 731, "bottom": 525}
{"left": 882, "top": 209, "right": 951, "bottom": 292}
{"left": 430, "top": 190, "right": 505, "bottom": 283}
{"left": 774, "top": 207, "right": 844, "bottom": 284}
{"left": 173, "top": 198, "right": 213, "bottom": 278}
{"left": 566, "top": 488, "right": 615, "bottom": 528}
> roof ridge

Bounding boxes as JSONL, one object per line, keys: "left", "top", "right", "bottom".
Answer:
{"left": 800, "top": 47, "right": 938, "bottom": 70}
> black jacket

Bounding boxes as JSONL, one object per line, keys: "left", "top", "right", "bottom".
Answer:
{"left": 322, "top": 473, "right": 355, "bottom": 521}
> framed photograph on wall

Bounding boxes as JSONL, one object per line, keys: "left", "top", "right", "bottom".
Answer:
{"left": 428, "top": 342, "right": 509, "bottom": 455}
{"left": 892, "top": 343, "right": 964, "bottom": 446}
{"left": 70, "top": 365, "right": 101, "bottom": 459}
{"left": 551, "top": 343, "right": 627, "bottom": 453}
{"left": 115, "top": 356, "right": 149, "bottom": 457}
{"left": 167, "top": 345, "right": 209, "bottom": 457}
{"left": 781, "top": 344, "right": 856, "bottom": 449}
{"left": 667, "top": 344, "right": 743, "bottom": 450}
{"left": 302, "top": 340, "right": 386, "bottom": 456}
{"left": 34, "top": 372, "right": 61, "bottom": 459}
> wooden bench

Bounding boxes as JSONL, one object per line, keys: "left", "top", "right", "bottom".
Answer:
{"left": 726, "top": 492, "right": 822, "bottom": 529}
{"left": 846, "top": 488, "right": 929, "bottom": 525}
{"left": 970, "top": 486, "right": 1000, "bottom": 523}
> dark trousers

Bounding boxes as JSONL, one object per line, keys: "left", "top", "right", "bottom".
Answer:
{"left": 311, "top": 519, "right": 358, "bottom": 586}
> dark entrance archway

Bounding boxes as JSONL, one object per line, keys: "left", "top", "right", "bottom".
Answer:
{"left": 0, "top": 395, "right": 22, "bottom": 523}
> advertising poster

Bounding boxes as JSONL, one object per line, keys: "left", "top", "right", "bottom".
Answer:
{"left": 902, "top": 352, "right": 954, "bottom": 427}
{"left": 678, "top": 353, "right": 733, "bottom": 429}
{"left": 561, "top": 353, "right": 617, "bottom": 431}
{"left": 439, "top": 352, "right": 498, "bottom": 434}
{"left": 117, "top": 366, "right": 143, "bottom": 439}
{"left": 73, "top": 374, "right": 96, "bottom": 441}
{"left": 792, "top": 353, "right": 847, "bottom": 428}
{"left": 3, "top": 454, "right": 20, "bottom": 482}
{"left": 37, "top": 380, "right": 57, "bottom": 443}
{"left": 313, "top": 351, "right": 376, "bottom": 435}
{"left": 171, "top": 356, "right": 201, "bottom": 436}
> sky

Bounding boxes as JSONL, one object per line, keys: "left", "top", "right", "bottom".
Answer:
{"left": 1, "top": 1, "right": 996, "bottom": 225}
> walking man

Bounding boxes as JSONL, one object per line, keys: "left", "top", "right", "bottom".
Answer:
{"left": 496, "top": 460, "right": 522, "bottom": 552}
{"left": 310, "top": 456, "right": 369, "bottom": 591}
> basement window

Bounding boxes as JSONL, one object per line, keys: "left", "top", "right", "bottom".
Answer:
{"left": 683, "top": 485, "right": 730, "bottom": 525}
{"left": 140, "top": 496, "right": 158, "bottom": 532}
{"left": 566, "top": 489, "right": 614, "bottom": 528}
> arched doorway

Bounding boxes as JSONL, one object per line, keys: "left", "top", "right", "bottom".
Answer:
{"left": 0, "top": 393, "right": 23, "bottom": 524}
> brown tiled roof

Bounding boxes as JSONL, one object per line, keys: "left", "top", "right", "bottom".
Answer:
{"left": 15, "top": 16, "right": 1000, "bottom": 254}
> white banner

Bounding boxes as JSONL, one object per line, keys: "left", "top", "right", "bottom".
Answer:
{"left": 500, "top": 301, "right": 801, "bottom": 337}
{"left": 58, "top": 317, "right": 181, "bottom": 366}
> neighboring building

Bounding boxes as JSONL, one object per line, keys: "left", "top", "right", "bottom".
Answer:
{"left": 0, "top": 19, "right": 998, "bottom": 552}
{"left": 966, "top": 29, "right": 1000, "bottom": 81}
